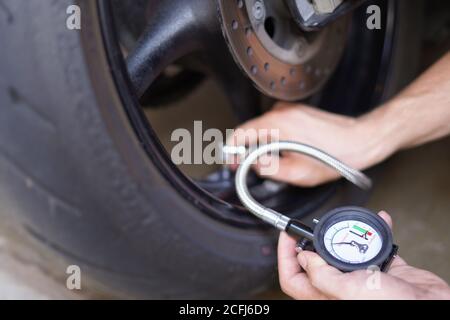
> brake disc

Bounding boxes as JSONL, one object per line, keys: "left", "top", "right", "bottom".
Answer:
{"left": 218, "top": 0, "right": 350, "bottom": 101}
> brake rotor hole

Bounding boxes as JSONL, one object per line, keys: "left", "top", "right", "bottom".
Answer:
{"left": 264, "top": 17, "right": 276, "bottom": 39}
{"left": 315, "top": 68, "right": 322, "bottom": 77}
{"left": 270, "top": 81, "right": 276, "bottom": 90}
{"left": 306, "top": 65, "right": 312, "bottom": 74}
{"left": 299, "top": 81, "right": 306, "bottom": 90}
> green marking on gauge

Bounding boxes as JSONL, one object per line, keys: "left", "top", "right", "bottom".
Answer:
{"left": 350, "top": 225, "right": 373, "bottom": 239}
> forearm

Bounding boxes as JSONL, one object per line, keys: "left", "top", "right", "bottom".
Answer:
{"left": 361, "top": 52, "right": 450, "bottom": 159}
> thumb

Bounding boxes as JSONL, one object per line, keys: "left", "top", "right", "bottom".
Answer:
{"left": 298, "top": 251, "right": 400, "bottom": 300}
{"left": 297, "top": 251, "right": 348, "bottom": 298}
{"left": 297, "top": 250, "right": 329, "bottom": 271}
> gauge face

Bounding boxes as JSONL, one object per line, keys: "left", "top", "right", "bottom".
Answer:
{"left": 323, "top": 220, "right": 383, "bottom": 264}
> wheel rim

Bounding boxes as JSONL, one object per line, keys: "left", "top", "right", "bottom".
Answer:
{"left": 98, "top": 0, "right": 397, "bottom": 228}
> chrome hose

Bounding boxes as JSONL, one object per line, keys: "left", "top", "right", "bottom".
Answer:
{"left": 234, "top": 141, "right": 372, "bottom": 230}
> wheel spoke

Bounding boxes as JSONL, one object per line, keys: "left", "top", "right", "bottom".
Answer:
{"left": 126, "top": 0, "right": 215, "bottom": 98}
{"left": 209, "top": 57, "right": 262, "bottom": 121}
{"left": 199, "top": 46, "right": 262, "bottom": 121}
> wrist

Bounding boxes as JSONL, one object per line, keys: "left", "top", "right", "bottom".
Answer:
{"left": 355, "top": 104, "right": 402, "bottom": 167}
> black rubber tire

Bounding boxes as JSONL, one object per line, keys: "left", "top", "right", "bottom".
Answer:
{"left": 0, "top": 0, "right": 279, "bottom": 299}
{"left": 0, "top": 0, "right": 422, "bottom": 298}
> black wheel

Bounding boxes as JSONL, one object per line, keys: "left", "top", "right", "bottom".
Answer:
{"left": 0, "top": 0, "right": 423, "bottom": 298}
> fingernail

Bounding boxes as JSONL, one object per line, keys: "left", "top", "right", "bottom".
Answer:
{"left": 295, "top": 246, "right": 303, "bottom": 253}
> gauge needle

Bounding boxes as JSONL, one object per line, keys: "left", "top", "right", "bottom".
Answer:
{"left": 333, "top": 241, "right": 369, "bottom": 254}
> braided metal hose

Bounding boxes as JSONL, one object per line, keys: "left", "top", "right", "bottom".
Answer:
{"left": 234, "top": 141, "right": 372, "bottom": 230}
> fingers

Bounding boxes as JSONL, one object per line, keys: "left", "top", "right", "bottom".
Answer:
{"left": 253, "top": 155, "right": 339, "bottom": 187}
{"left": 297, "top": 251, "right": 390, "bottom": 300}
{"left": 277, "top": 232, "right": 301, "bottom": 283}
{"left": 277, "top": 233, "right": 329, "bottom": 299}
{"left": 226, "top": 117, "right": 275, "bottom": 147}
{"left": 296, "top": 251, "right": 347, "bottom": 298}
{"left": 376, "top": 211, "right": 408, "bottom": 270}
{"left": 294, "top": 212, "right": 411, "bottom": 299}
{"left": 279, "top": 221, "right": 406, "bottom": 299}
{"left": 272, "top": 101, "right": 295, "bottom": 111}
{"left": 378, "top": 211, "right": 393, "bottom": 229}
{"left": 225, "top": 117, "right": 278, "bottom": 170}
{"left": 389, "top": 255, "right": 408, "bottom": 269}
{"left": 227, "top": 107, "right": 339, "bottom": 186}
{"left": 375, "top": 211, "right": 408, "bottom": 269}
{"left": 226, "top": 102, "right": 306, "bottom": 147}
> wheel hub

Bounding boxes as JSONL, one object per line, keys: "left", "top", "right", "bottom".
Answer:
{"left": 218, "top": 0, "right": 350, "bottom": 101}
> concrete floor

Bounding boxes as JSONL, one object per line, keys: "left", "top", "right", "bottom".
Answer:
{"left": 368, "top": 136, "right": 450, "bottom": 282}
{"left": 0, "top": 217, "right": 82, "bottom": 299}
{"left": 0, "top": 79, "right": 449, "bottom": 298}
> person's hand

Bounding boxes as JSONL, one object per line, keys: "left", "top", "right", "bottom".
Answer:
{"left": 228, "top": 102, "right": 395, "bottom": 187}
{"left": 278, "top": 211, "right": 450, "bottom": 300}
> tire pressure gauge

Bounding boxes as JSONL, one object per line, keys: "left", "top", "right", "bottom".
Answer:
{"left": 309, "top": 207, "right": 398, "bottom": 272}
{"left": 233, "top": 141, "right": 398, "bottom": 272}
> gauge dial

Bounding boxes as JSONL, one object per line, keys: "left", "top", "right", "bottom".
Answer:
{"left": 323, "top": 220, "right": 382, "bottom": 264}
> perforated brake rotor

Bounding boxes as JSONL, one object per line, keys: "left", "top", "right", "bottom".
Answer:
{"left": 218, "top": 0, "right": 350, "bottom": 101}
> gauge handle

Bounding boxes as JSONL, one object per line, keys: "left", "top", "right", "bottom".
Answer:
{"left": 286, "top": 219, "right": 314, "bottom": 241}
